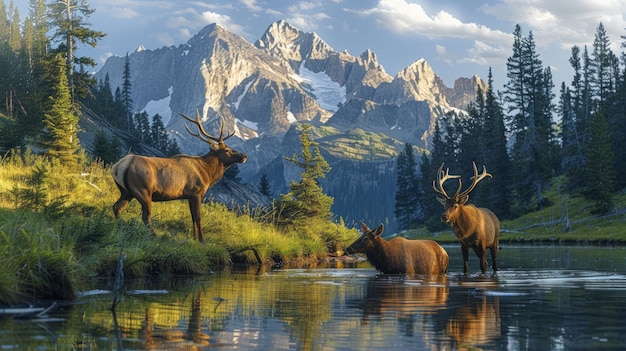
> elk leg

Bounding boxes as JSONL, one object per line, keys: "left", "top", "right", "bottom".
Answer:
{"left": 461, "top": 245, "right": 469, "bottom": 274}
{"left": 490, "top": 245, "right": 498, "bottom": 272}
{"left": 188, "top": 197, "right": 204, "bottom": 243}
{"left": 113, "top": 192, "right": 133, "bottom": 218}
{"left": 476, "top": 246, "right": 488, "bottom": 274}
{"left": 133, "top": 191, "right": 154, "bottom": 235}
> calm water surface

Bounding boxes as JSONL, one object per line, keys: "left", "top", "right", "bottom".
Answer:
{"left": 2, "top": 245, "right": 626, "bottom": 350}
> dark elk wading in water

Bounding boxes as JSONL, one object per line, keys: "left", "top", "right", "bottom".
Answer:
{"left": 111, "top": 112, "right": 247, "bottom": 243}
{"left": 432, "top": 162, "right": 500, "bottom": 274}
{"left": 345, "top": 222, "right": 449, "bottom": 275}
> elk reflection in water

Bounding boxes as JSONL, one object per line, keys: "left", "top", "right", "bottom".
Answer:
{"left": 360, "top": 275, "right": 502, "bottom": 350}
{"left": 139, "top": 293, "right": 210, "bottom": 350}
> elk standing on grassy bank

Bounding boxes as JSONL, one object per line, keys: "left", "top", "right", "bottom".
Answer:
{"left": 111, "top": 112, "right": 247, "bottom": 243}
{"left": 345, "top": 222, "right": 449, "bottom": 275}
{"left": 432, "top": 162, "right": 499, "bottom": 274}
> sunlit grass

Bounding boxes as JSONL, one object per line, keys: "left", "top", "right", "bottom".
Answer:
{"left": 0, "top": 150, "right": 359, "bottom": 304}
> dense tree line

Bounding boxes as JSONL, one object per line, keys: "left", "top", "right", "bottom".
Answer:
{"left": 395, "top": 22, "right": 626, "bottom": 231}
{"left": 0, "top": 1, "right": 178, "bottom": 167}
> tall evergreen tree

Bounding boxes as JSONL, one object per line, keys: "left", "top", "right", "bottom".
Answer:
{"left": 47, "top": 0, "right": 105, "bottom": 102}
{"left": 40, "top": 54, "right": 80, "bottom": 168}
{"left": 259, "top": 173, "right": 271, "bottom": 197}
{"left": 590, "top": 23, "right": 616, "bottom": 108}
{"left": 582, "top": 110, "right": 615, "bottom": 214}
{"left": 394, "top": 143, "right": 422, "bottom": 230}
{"left": 275, "top": 124, "right": 333, "bottom": 224}
{"left": 483, "top": 68, "right": 511, "bottom": 218}
{"left": 558, "top": 82, "right": 585, "bottom": 192}
{"left": 92, "top": 131, "right": 120, "bottom": 166}
{"left": 150, "top": 113, "right": 168, "bottom": 152}
{"left": 504, "top": 25, "right": 556, "bottom": 214}
{"left": 121, "top": 53, "right": 133, "bottom": 130}
{"left": 133, "top": 111, "right": 151, "bottom": 144}
{"left": 422, "top": 117, "right": 453, "bottom": 229}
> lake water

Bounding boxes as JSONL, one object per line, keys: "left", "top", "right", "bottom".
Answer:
{"left": 2, "top": 245, "right": 626, "bottom": 350}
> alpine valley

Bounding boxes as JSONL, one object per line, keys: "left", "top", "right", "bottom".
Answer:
{"left": 91, "top": 20, "right": 486, "bottom": 233}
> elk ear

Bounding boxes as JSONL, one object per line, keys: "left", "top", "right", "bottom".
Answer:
{"left": 372, "top": 224, "right": 384, "bottom": 237}
{"left": 458, "top": 194, "right": 469, "bottom": 205}
{"left": 360, "top": 221, "right": 370, "bottom": 233}
{"left": 437, "top": 196, "right": 446, "bottom": 205}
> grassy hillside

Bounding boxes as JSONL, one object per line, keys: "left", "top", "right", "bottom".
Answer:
{"left": 403, "top": 177, "right": 626, "bottom": 244}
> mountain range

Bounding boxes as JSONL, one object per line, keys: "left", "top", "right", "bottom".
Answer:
{"left": 92, "top": 20, "right": 486, "bottom": 233}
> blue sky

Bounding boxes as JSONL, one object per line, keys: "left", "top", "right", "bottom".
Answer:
{"left": 16, "top": 0, "right": 626, "bottom": 92}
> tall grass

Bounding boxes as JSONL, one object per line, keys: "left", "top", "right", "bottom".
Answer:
{"left": 0, "top": 210, "right": 79, "bottom": 304}
{"left": 0, "top": 150, "right": 359, "bottom": 304}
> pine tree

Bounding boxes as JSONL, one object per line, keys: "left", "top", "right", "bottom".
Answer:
{"left": 121, "top": 53, "right": 133, "bottom": 130}
{"left": 166, "top": 137, "right": 181, "bottom": 156}
{"left": 590, "top": 23, "right": 617, "bottom": 107}
{"left": 150, "top": 113, "right": 168, "bottom": 152}
{"left": 504, "top": 25, "right": 556, "bottom": 214}
{"left": 558, "top": 82, "right": 585, "bottom": 192}
{"left": 483, "top": 68, "right": 511, "bottom": 218}
{"left": 259, "top": 173, "right": 271, "bottom": 197}
{"left": 47, "top": 0, "right": 105, "bottom": 102}
{"left": 275, "top": 124, "right": 333, "bottom": 224}
{"left": 92, "top": 131, "right": 120, "bottom": 166}
{"left": 41, "top": 54, "right": 80, "bottom": 168}
{"left": 583, "top": 110, "right": 615, "bottom": 214}
{"left": 133, "top": 111, "right": 151, "bottom": 144}
{"left": 422, "top": 118, "right": 449, "bottom": 229}
{"left": 394, "top": 143, "right": 422, "bottom": 230}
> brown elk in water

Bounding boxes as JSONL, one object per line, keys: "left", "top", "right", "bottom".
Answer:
{"left": 432, "top": 162, "right": 500, "bottom": 274}
{"left": 111, "top": 112, "right": 247, "bottom": 243}
{"left": 345, "top": 222, "right": 449, "bottom": 275}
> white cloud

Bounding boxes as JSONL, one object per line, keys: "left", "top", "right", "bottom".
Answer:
{"left": 200, "top": 11, "right": 249, "bottom": 38}
{"left": 480, "top": 0, "right": 626, "bottom": 51}
{"left": 240, "top": 0, "right": 263, "bottom": 12}
{"left": 98, "top": 6, "right": 140, "bottom": 19}
{"left": 286, "top": 13, "right": 331, "bottom": 32}
{"left": 361, "top": 0, "right": 511, "bottom": 45}
{"left": 461, "top": 40, "right": 509, "bottom": 65}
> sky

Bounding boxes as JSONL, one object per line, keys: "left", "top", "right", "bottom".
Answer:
{"left": 15, "top": 0, "right": 626, "bottom": 92}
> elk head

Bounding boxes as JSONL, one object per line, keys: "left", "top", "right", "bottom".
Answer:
{"left": 432, "top": 162, "right": 492, "bottom": 222}
{"left": 344, "top": 222, "right": 383, "bottom": 255}
{"left": 180, "top": 111, "right": 247, "bottom": 166}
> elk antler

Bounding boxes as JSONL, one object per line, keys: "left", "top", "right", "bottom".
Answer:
{"left": 432, "top": 163, "right": 461, "bottom": 200}
{"left": 180, "top": 111, "right": 218, "bottom": 147}
{"left": 455, "top": 161, "right": 492, "bottom": 202}
{"left": 180, "top": 111, "right": 237, "bottom": 146}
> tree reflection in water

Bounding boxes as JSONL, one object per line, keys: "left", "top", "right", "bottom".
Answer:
{"left": 6, "top": 247, "right": 626, "bottom": 350}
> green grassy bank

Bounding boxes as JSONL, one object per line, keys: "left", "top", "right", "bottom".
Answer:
{"left": 404, "top": 179, "right": 626, "bottom": 244}
{"left": 0, "top": 150, "right": 357, "bottom": 305}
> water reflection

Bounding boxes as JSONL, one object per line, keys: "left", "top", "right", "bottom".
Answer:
{"left": 445, "top": 294, "right": 501, "bottom": 349}
{"left": 361, "top": 276, "right": 449, "bottom": 321}
{"left": 4, "top": 246, "right": 626, "bottom": 350}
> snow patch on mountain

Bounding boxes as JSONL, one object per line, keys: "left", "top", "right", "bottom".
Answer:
{"left": 143, "top": 86, "right": 173, "bottom": 125}
{"left": 291, "top": 61, "right": 346, "bottom": 112}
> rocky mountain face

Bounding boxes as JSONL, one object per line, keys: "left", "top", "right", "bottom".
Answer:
{"left": 94, "top": 20, "right": 486, "bottom": 233}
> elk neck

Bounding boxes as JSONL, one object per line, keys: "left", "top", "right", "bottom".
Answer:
{"left": 449, "top": 204, "right": 480, "bottom": 237}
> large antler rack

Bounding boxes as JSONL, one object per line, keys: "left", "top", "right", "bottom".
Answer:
{"left": 180, "top": 111, "right": 236, "bottom": 147}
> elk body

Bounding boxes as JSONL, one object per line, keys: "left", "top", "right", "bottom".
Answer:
{"left": 111, "top": 112, "right": 247, "bottom": 243}
{"left": 345, "top": 222, "right": 449, "bottom": 275}
{"left": 433, "top": 162, "right": 500, "bottom": 274}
